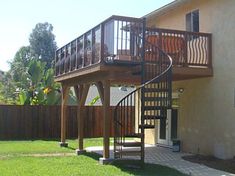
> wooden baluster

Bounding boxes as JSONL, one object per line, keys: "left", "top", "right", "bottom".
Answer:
{"left": 69, "top": 43, "right": 72, "bottom": 71}
{"left": 91, "top": 29, "right": 94, "bottom": 65}
{"left": 82, "top": 35, "right": 85, "bottom": 67}
{"left": 208, "top": 34, "right": 212, "bottom": 68}
{"left": 100, "top": 23, "right": 104, "bottom": 63}
{"left": 184, "top": 32, "right": 188, "bottom": 67}
{"left": 75, "top": 38, "right": 78, "bottom": 69}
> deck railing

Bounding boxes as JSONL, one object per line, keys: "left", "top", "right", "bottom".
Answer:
{"left": 55, "top": 16, "right": 212, "bottom": 77}
{"left": 146, "top": 27, "right": 212, "bottom": 68}
{"left": 55, "top": 16, "right": 144, "bottom": 77}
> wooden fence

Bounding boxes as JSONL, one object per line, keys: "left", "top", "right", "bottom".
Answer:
{"left": 0, "top": 105, "right": 134, "bottom": 140}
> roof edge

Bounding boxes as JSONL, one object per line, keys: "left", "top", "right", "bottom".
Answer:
{"left": 143, "top": 0, "right": 189, "bottom": 19}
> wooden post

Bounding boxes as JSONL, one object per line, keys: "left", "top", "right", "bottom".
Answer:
{"left": 102, "top": 80, "right": 111, "bottom": 161}
{"left": 95, "top": 80, "right": 113, "bottom": 164}
{"left": 75, "top": 84, "right": 90, "bottom": 154}
{"left": 60, "top": 84, "right": 69, "bottom": 147}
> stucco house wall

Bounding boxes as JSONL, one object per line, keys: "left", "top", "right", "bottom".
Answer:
{"left": 146, "top": 0, "right": 235, "bottom": 159}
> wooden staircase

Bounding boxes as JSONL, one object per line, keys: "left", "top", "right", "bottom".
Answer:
{"left": 113, "top": 22, "right": 172, "bottom": 163}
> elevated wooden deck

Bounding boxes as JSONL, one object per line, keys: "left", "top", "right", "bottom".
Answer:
{"left": 55, "top": 62, "right": 140, "bottom": 85}
{"left": 55, "top": 62, "right": 212, "bottom": 86}
{"left": 54, "top": 16, "right": 212, "bottom": 86}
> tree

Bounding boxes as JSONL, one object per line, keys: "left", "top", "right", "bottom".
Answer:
{"left": 0, "top": 82, "right": 4, "bottom": 104}
{"left": 1, "top": 22, "right": 73, "bottom": 105}
{"left": 11, "top": 46, "right": 32, "bottom": 67}
{"left": 9, "top": 46, "right": 32, "bottom": 89}
{"left": 29, "top": 22, "right": 57, "bottom": 68}
{"left": 0, "top": 72, "right": 16, "bottom": 104}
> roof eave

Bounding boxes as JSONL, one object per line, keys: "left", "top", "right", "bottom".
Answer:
{"left": 143, "top": 0, "right": 190, "bottom": 19}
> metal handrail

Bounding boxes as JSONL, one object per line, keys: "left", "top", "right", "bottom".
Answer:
{"left": 113, "top": 32, "right": 173, "bottom": 162}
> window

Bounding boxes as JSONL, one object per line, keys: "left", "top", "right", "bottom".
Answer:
{"left": 186, "top": 10, "right": 199, "bottom": 32}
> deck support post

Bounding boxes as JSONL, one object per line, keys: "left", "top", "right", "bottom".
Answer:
{"left": 60, "top": 84, "right": 69, "bottom": 147}
{"left": 99, "top": 80, "right": 113, "bottom": 164}
{"left": 75, "top": 84, "right": 90, "bottom": 154}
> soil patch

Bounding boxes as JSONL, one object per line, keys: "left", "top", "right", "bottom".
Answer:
{"left": 182, "top": 154, "right": 235, "bottom": 174}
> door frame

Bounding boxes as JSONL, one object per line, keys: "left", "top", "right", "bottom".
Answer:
{"left": 157, "top": 93, "right": 179, "bottom": 147}
{"left": 157, "top": 109, "right": 173, "bottom": 146}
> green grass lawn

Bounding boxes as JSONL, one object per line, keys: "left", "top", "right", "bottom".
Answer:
{"left": 0, "top": 138, "right": 187, "bottom": 176}
{"left": 0, "top": 138, "right": 103, "bottom": 155}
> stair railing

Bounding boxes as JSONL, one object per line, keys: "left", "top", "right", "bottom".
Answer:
{"left": 113, "top": 31, "right": 173, "bottom": 162}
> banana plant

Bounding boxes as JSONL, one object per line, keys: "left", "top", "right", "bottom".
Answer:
{"left": 18, "top": 60, "right": 61, "bottom": 105}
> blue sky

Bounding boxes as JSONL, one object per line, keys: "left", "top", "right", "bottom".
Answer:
{"left": 0, "top": 0, "right": 173, "bottom": 71}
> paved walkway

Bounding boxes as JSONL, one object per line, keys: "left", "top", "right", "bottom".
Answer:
{"left": 86, "top": 145, "right": 235, "bottom": 176}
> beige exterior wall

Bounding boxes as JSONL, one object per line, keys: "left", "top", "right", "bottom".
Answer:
{"left": 144, "top": 128, "right": 156, "bottom": 144}
{"left": 145, "top": 0, "right": 235, "bottom": 159}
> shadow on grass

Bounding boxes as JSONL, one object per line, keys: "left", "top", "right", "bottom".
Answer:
{"left": 81, "top": 152, "right": 101, "bottom": 161}
{"left": 65, "top": 146, "right": 76, "bottom": 151}
{"left": 81, "top": 152, "right": 186, "bottom": 176}
{"left": 111, "top": 159, "right": 187, "bottom": 176}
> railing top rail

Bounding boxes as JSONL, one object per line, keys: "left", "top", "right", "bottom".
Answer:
{"left": 146, "top": 27, "right": 212, "bottom": 36}
{"left": 102, "top": 15, "right": 144, "bottom": 24}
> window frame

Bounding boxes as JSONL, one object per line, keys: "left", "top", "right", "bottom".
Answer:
{"left": 186, "top": 9, "right": 199, "bottom": 32}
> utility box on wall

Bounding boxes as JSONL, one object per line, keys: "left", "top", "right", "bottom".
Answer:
{"left": 172, "top": 139, "right": 181, "bottom": 152}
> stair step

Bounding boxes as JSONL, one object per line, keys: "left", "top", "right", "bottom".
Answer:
{"left": 143, "top": 106, "right": 164, "bottom": 111}
{"left": 144, "top": 97, "right": 167, "bottom": 102}
{"left": 139, "top": 124, "right": 155, "bottom": 129}
{"left": 143, "top": 115, "right": 165, "bottom": 120}
{"left": 144, "top": 88, "right": 169, "bottom": 93}
{"left": 117, "top": 141, "right": 142, "bottom": 147}
{"left": 125, "top": 133, "right": 143, "bottom": 138}
{"left": 115, "top": 150, "right": 141, "bottom": 156}
{"left": 150, "top": 79, "right": 168, "bottom": 83}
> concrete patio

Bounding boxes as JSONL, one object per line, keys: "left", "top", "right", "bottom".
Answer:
{"left": 86, "top": 145, "right": 235, "bottom": 176}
